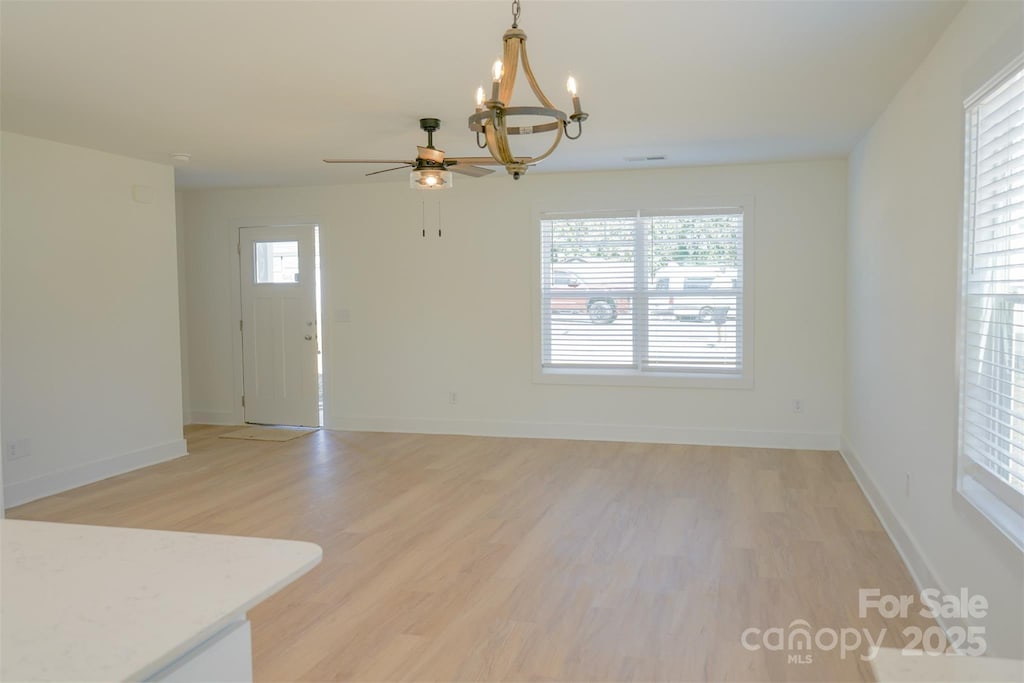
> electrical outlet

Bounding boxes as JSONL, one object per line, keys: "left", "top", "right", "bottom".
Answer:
{"left": 448, "top": 391, "right": 458, "bottom": 405}
{"left": 4, "top": 438, "right": 31, "bottom": 461}
{"left": 792, "top": 399, "right": 803, "bottom": 414}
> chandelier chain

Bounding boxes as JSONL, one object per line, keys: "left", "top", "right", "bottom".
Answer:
{"left": 511, "top": 0, "right": 521, "bottom": 28}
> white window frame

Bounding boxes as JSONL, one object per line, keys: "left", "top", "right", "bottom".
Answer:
{"left": 532, "top": 200, "right": 754, "bottom": 389}
{"left": 956, "top": 55, "right": 1024, "bottom": 552}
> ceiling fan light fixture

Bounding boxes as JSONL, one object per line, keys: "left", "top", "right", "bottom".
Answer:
{"left": 468, "top": 0, "right": 589, "bottom": 180}
{"left": 323, "top": 118, "right": 494, "bottom": 187}
{"left": 410, "top": 167, "right": 453, "bottom": 190}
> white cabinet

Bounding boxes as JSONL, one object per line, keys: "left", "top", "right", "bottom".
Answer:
{"left": 150, "top": 619, "right": 253, "bottom": 683}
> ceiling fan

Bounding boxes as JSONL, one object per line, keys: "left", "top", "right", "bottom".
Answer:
{"left": 323, "top": 118, "right": 500, "bottom": 189}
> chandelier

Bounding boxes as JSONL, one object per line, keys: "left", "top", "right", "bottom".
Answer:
{"left": 468, "top": 0, "right": 588, "bottom": 180}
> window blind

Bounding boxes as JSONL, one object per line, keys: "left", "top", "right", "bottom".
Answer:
{"left": 959, "top": 63, "right": 1024, "bottom": 544}
{"left": 540, "top": 208, "right": 745, "bottom": 376}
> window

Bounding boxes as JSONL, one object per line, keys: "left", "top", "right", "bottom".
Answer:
{"left": 538, "top": 207, "right": 750, "bottom": 385}
{"left": 254, "top": 241, "right": 300, "bottom": 283}
{"left": 958, "top": 59, "right": 1024, "bottom": 550}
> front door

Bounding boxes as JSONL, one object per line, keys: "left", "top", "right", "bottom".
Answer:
{"left": 239, "top": 225, "right": 319, "bottom": 427}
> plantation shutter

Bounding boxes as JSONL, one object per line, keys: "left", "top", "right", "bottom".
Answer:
{"left": 540, "top": 212, "right": 636, "bottom": 369}
{"left": 643, "top": 209, "right": 744, "bottom": 372}
{"left": 540, "top": 208, "right": 745, "bottom": 375}
{"left": 959, "top": 63, "right": 1024, "bottom": 545}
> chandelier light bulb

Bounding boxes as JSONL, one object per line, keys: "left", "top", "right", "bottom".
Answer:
{"left": 476, "top": 86, "right": 485, "bottom": 108}
{"left": 567, "top": 75, "right": 583, "bottom": 117}
{"left": 490, "top": 60, "right": 503, "bottom": 101}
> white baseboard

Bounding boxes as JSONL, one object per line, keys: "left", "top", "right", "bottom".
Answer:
{"left": 838, "top": 437, "right": 966, "bottom": 638}
{"left": 4, "top": 438, "right": 188, "bottom": 508}
{"left": 334, "top": 416, "right": 839, "bottom": 451}
{"left": 188, "top": 410, "right": 238, "bottom": 426}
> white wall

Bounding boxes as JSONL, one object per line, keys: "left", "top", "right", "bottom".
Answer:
{"left": 0, "top": 170, "right": 4, "bottom": 516}
{"left": 176, "top": 191, "right": 191, "bottom": 425}
{"left": 182, "top": 160, "right": 846, "bottom": 449}
{"left": 1, "top": 132, "right": 187, "bottom": 507}
{"left": 844, "top": 0, "right": 1024, "bottom": 657}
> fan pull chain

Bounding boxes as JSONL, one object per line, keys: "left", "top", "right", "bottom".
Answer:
{"left": 420, "top": 200, "right": 443, "bottom": 238}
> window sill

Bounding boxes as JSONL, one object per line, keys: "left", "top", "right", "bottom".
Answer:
{"left": 534, "top": 367, "right": 753, "bottom": 390}
{"left": 958, "top": 473, "right": 1024, "bottom": 552}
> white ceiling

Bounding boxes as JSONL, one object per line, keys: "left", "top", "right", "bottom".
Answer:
{"left": 1, "top": 0, "right": 963, "bottom": 189}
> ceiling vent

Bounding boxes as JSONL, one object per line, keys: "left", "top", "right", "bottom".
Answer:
{"left": 625, "top": 155, "right": 667, "bottom": 162}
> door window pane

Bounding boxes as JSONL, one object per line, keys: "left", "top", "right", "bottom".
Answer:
{"left": 255, "top": 241, "right": 299, "bottom": 283}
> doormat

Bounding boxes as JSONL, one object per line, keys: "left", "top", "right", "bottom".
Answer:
{"left": 219, "top": 426, "right": 317, "bottom": 442}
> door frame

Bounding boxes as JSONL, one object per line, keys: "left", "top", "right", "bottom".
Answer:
{"left": 223, "top": 217, "right": 330, "bottom": 428}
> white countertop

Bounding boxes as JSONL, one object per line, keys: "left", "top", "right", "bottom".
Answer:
{"left": 871, "top": 646, "right": 1024, "bottom": 682}
{"left": 1, "top": 519, "right": 322, "bottom": 682}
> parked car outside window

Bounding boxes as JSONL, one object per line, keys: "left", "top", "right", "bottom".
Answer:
{"left": 549, "top": 269, "right": 629, "bottom": 324}
{"left": 651, "top": 265, "right": 737, "bottom": 323}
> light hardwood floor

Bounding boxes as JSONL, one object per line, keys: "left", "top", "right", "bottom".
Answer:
{"left": 8, "top": 425, "right": 933, "bottom": 682}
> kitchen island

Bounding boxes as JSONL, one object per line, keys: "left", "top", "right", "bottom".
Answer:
{"left": 1, "top": 519, "right": 322, "bottom": 682}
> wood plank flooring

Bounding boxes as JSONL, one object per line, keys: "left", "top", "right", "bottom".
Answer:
{"left": 8, "top": 425, "right": 933, "bottom": 682}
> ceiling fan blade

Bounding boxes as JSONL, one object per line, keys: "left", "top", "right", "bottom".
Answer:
{"left": 448, "top": 164, "right": 495, "bottom": 178}
{"left": 417, "top": 146, "right": 445, "bottom": 164}
{"left": 322, "top": 159, "right": 413, "bottom": 165}
{"left": 365, "top": 165, "right": 413, "bottom": 177}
